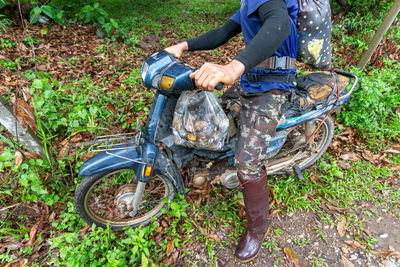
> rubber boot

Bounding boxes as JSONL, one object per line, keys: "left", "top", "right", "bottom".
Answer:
{"left": 235, "top": 171, "right": 270, "bottom": 262}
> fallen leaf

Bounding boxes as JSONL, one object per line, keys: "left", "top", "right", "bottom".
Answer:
{"left": 166, "top": 241, "right": 174, "bottom": 256}
{"left": 4, "top": 258, "right": 28, "bottom": 267}
{"left": 321, "top": 201, "right": 348, "bottom": 214}
{"left": 337, "top": 216, "right": 347, "bottom": 237}
{"left": 340, "top": 152, "right": 360, "bottom": 162}
{"left": 57, "top": 141, "right": 70, "bottom": 160}
{"left": 270, "top": 209, "right": 282, "bottom": 217}
{"left": 344, "top": 240, "right": 366, "bottom": 250}
{"left": 383, "top": 147, "right": 400, "bottom": 154}
{"left": 15, "top": 151, "right": 23, "bottom": 166}
{"left": 207, "top": 234, "right": 221, "bottom": 242}
{"left": 371, "top": 249, "right": 400, "bottom": 258}
{"left": 342, "top": 255, "right": 355, "bottom": 267}
{"left": 170, "top": 251, "right": 179, "bottom": 264}
{"left": 284, "top": 247, "right": 300, "bottom": 267}
{"left": 25, "top": 151, "right": 42, "bottom": 159}
{"left": 27, "top": 219, "right": 42, "bottom": 246}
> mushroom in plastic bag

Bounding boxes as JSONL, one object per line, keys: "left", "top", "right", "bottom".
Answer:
{"left": 172, "top": 91, "right": 229, "bottom": 151}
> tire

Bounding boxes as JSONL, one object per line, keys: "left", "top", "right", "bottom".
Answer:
{"left": 273, "top": 115, "right": 334, "bottom": 174}
{"left": 74, "top": 169, "right": 175, "bottom": 231}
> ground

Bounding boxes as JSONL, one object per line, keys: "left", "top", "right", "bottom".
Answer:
{"left": 0, "top": 1, "right": 400, "bottom": 266}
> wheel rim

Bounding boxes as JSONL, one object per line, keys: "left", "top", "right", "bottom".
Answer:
{"left": 83, "top": 169, "right": 169, "bottom": 227}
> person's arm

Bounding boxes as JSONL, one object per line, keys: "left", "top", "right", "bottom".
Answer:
{"left": 187, "top": 20, "right": 241, "bottom": 51}
{"left": 234, "top": 0, "right": 291, "bottom": 72}
{"left": 164, "top": 20, "right": 241, "bottom": 58}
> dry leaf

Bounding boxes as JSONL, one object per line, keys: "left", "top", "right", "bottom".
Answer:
{"left": 340, "top": 152, "right": 360, "bottom": 162}
{"left": 25, "top": 151, "right": 42, "bottom": 159}
{"left": 320, "top": 201, "right": 348, "bottom": 214}
{"left": 15, "top": 151, "right": 23, "bottom": 166}
{"left": 207, "top": 234, "right": 221, "bottom": 242}
{"left": 284, "top": 247, "right": 300, "bottom": 267}
{"left": 344, "top": 240, "right": 366, "bottom": 250}
{"left": 337, "top": 217, "right": 347, "bottom": 237}
{"left": 342, "top": 255, "right": 355, "bottom": 267}
{"left": 4, "top": 258, "right": 28, "bottom": 267}
{"left": 27, "top": 219, "right": 42, "bottom": 246}
{"left": 57, "top": 141, "right": 70, "bottom": 160}
{"left": 166, "top": 241, "right": 174, "bottom": 256}
{"left": 372, "top": 249, "right": 400, "bottom": 258}
{"left": 270, "top": 209, "right": 282, "bottom": 217}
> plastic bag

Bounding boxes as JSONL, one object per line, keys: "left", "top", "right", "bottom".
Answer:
{"left": 172, "top": 91, "right": 229, "bottom": 151}
{"left": 297, "top": 0, "right": 332, "bottom": 70}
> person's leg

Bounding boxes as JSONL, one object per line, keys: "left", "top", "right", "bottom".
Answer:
{"left": 234, "top": 89, "right": 289, "bottom": 262}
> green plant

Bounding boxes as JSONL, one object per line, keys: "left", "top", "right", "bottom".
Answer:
{"left": 0, "top": 58, "right": 21, "bottom": 71}
{"left": 0, "top": 38, "right": 16, "bottom": 48}
{"left": 50, "top": 223, "right": 158, "bottom": 266}
{"left": 76, "top": 2, "right": 123, "bottom": 39}
{"left": 0, "top": 14, "right": 13, "bottom": 32}
{"left": 30, "top": 4, "right": 65, "bottom": 25}
{"left": 338, "top": 65, "right": 400, "bottom": 140}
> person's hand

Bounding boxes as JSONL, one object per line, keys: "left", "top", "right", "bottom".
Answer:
{"left": 164, "top": 42, "right": 188, "bottom": 58}
{"left": 190, "top": 60, "right": 245, "bottom": 91}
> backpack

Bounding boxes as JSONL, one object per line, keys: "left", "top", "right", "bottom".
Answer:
{"left": 296, "top": 0, "right": 332, "bottom": 70}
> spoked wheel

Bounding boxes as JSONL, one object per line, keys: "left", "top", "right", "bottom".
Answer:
{"left": 270, "top": 115, "right": 334, "bottom": 174}
{"left": 74, "top": 169, "right": 175, "bottom": 231}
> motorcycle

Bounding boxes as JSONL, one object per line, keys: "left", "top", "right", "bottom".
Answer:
{"left": 74, "top": 50, "right": 358, "bottom": 230}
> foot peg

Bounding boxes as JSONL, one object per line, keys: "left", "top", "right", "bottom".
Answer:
{"left": 292, "top": 165, "right": 305, "bottom": 181}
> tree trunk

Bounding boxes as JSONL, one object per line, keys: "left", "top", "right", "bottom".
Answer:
{"left": 357, "top": 0, "right": 400, "bottom": 69}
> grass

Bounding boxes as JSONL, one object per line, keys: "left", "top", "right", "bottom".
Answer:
{"left": 0, "top": 0, "right": 399, "bottom": 265}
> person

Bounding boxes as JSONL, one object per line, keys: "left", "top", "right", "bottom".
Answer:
{"left": 165, "top": 0, "right": 298, "bottom": 262}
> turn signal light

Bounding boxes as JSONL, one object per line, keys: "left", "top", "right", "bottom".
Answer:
{"left": 160, "top": 76, "right": 175, "bottom": 89}
{"left": 144, "top": 166, "right": 152, "bottom": 176}
{"left": 187, "top": 133, "right": 197, "bottom": 141}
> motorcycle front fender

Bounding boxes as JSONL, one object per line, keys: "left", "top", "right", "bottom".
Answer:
{"left": 154, "top": 150, "right": 185, "bottom": 194}
{"left": 78, "top": 146, "right": 142, "bottom": 177}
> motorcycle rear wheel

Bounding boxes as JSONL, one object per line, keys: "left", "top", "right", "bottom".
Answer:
{"left": 74, "top": 169, "right": 175, "bottom": 231}
{"left": 272, "top": 115, "right": 334, "bottom": 174}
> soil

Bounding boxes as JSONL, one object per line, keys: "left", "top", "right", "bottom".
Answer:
{"left": 184, "top": 204, "right": 400, "bottom": 266}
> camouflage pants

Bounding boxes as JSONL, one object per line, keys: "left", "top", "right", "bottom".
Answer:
{"left": 229, "top": 84, "right": 290, "bottom": 180}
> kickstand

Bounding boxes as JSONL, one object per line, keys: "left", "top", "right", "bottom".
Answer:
{"left": 292, "top": 165, "right": 305, "bottom": 181}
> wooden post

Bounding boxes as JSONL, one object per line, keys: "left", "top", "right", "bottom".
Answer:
{"left": 357, "top": 0, "right": 400, "bottom": 70}
{"left": 0, "top": 96, "right": 45, "bottom": 158}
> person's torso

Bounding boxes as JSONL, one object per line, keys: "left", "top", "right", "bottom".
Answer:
{"left": 232, "top": 0, "right": 299, "bottom": 93}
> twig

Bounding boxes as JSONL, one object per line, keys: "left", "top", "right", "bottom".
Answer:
{"left": 17, "top": 0, "right": 26, "bottom": 33}
{"left": 0, "top": 202, "right": 21, "bottom": 212}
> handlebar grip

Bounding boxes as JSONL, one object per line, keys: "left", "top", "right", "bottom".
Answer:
{"left": 215, "top": 82, "right": 224, "bottom": 91}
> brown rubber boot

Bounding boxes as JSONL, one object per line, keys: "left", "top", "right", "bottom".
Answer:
{"left": 235, "top": 171, "right": 270, "bottom": 262}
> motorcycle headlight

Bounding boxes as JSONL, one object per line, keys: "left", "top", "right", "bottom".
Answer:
{"left": 141, "top": 62, "right": 149, "bottom": 82}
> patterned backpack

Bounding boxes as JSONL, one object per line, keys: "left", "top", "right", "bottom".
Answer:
{"left": 297, "top": 0, "right": 332, "bottom": 70}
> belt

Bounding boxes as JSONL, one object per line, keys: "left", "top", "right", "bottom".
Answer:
{"left": 254, "top": 56, "right": 296, "bottom": 70}
{"left": 245, "top": 73, "right": 297, "bottom": 84}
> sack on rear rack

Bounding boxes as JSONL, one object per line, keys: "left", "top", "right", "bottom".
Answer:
{"left": 290, "top": 71, "right": 349, "bottom": 114}
{"left": 172, "top": 91, "right": 229, "bottom": 151}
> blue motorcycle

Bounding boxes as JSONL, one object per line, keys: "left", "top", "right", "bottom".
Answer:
{"left": 74, "top": 51, "right": 358, "bottom": 230}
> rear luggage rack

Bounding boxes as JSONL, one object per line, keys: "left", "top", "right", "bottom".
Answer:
{"left": 91, "top": 132, "right": 141, "bottom": 153}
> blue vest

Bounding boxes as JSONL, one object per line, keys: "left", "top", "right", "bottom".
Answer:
{"left": 231, "top": 0, "right": 298, "bottom": 93}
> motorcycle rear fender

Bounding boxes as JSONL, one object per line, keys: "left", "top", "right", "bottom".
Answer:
{"left": 154, "top": 150, "right": 185, "bottom": 194}
{"left": 78, "top": 146, "right": 142, "bottom": 177}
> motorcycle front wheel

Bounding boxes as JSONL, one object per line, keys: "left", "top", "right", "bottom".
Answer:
{"left": 74, "top": 169, "right": 175, "bottom": 231}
